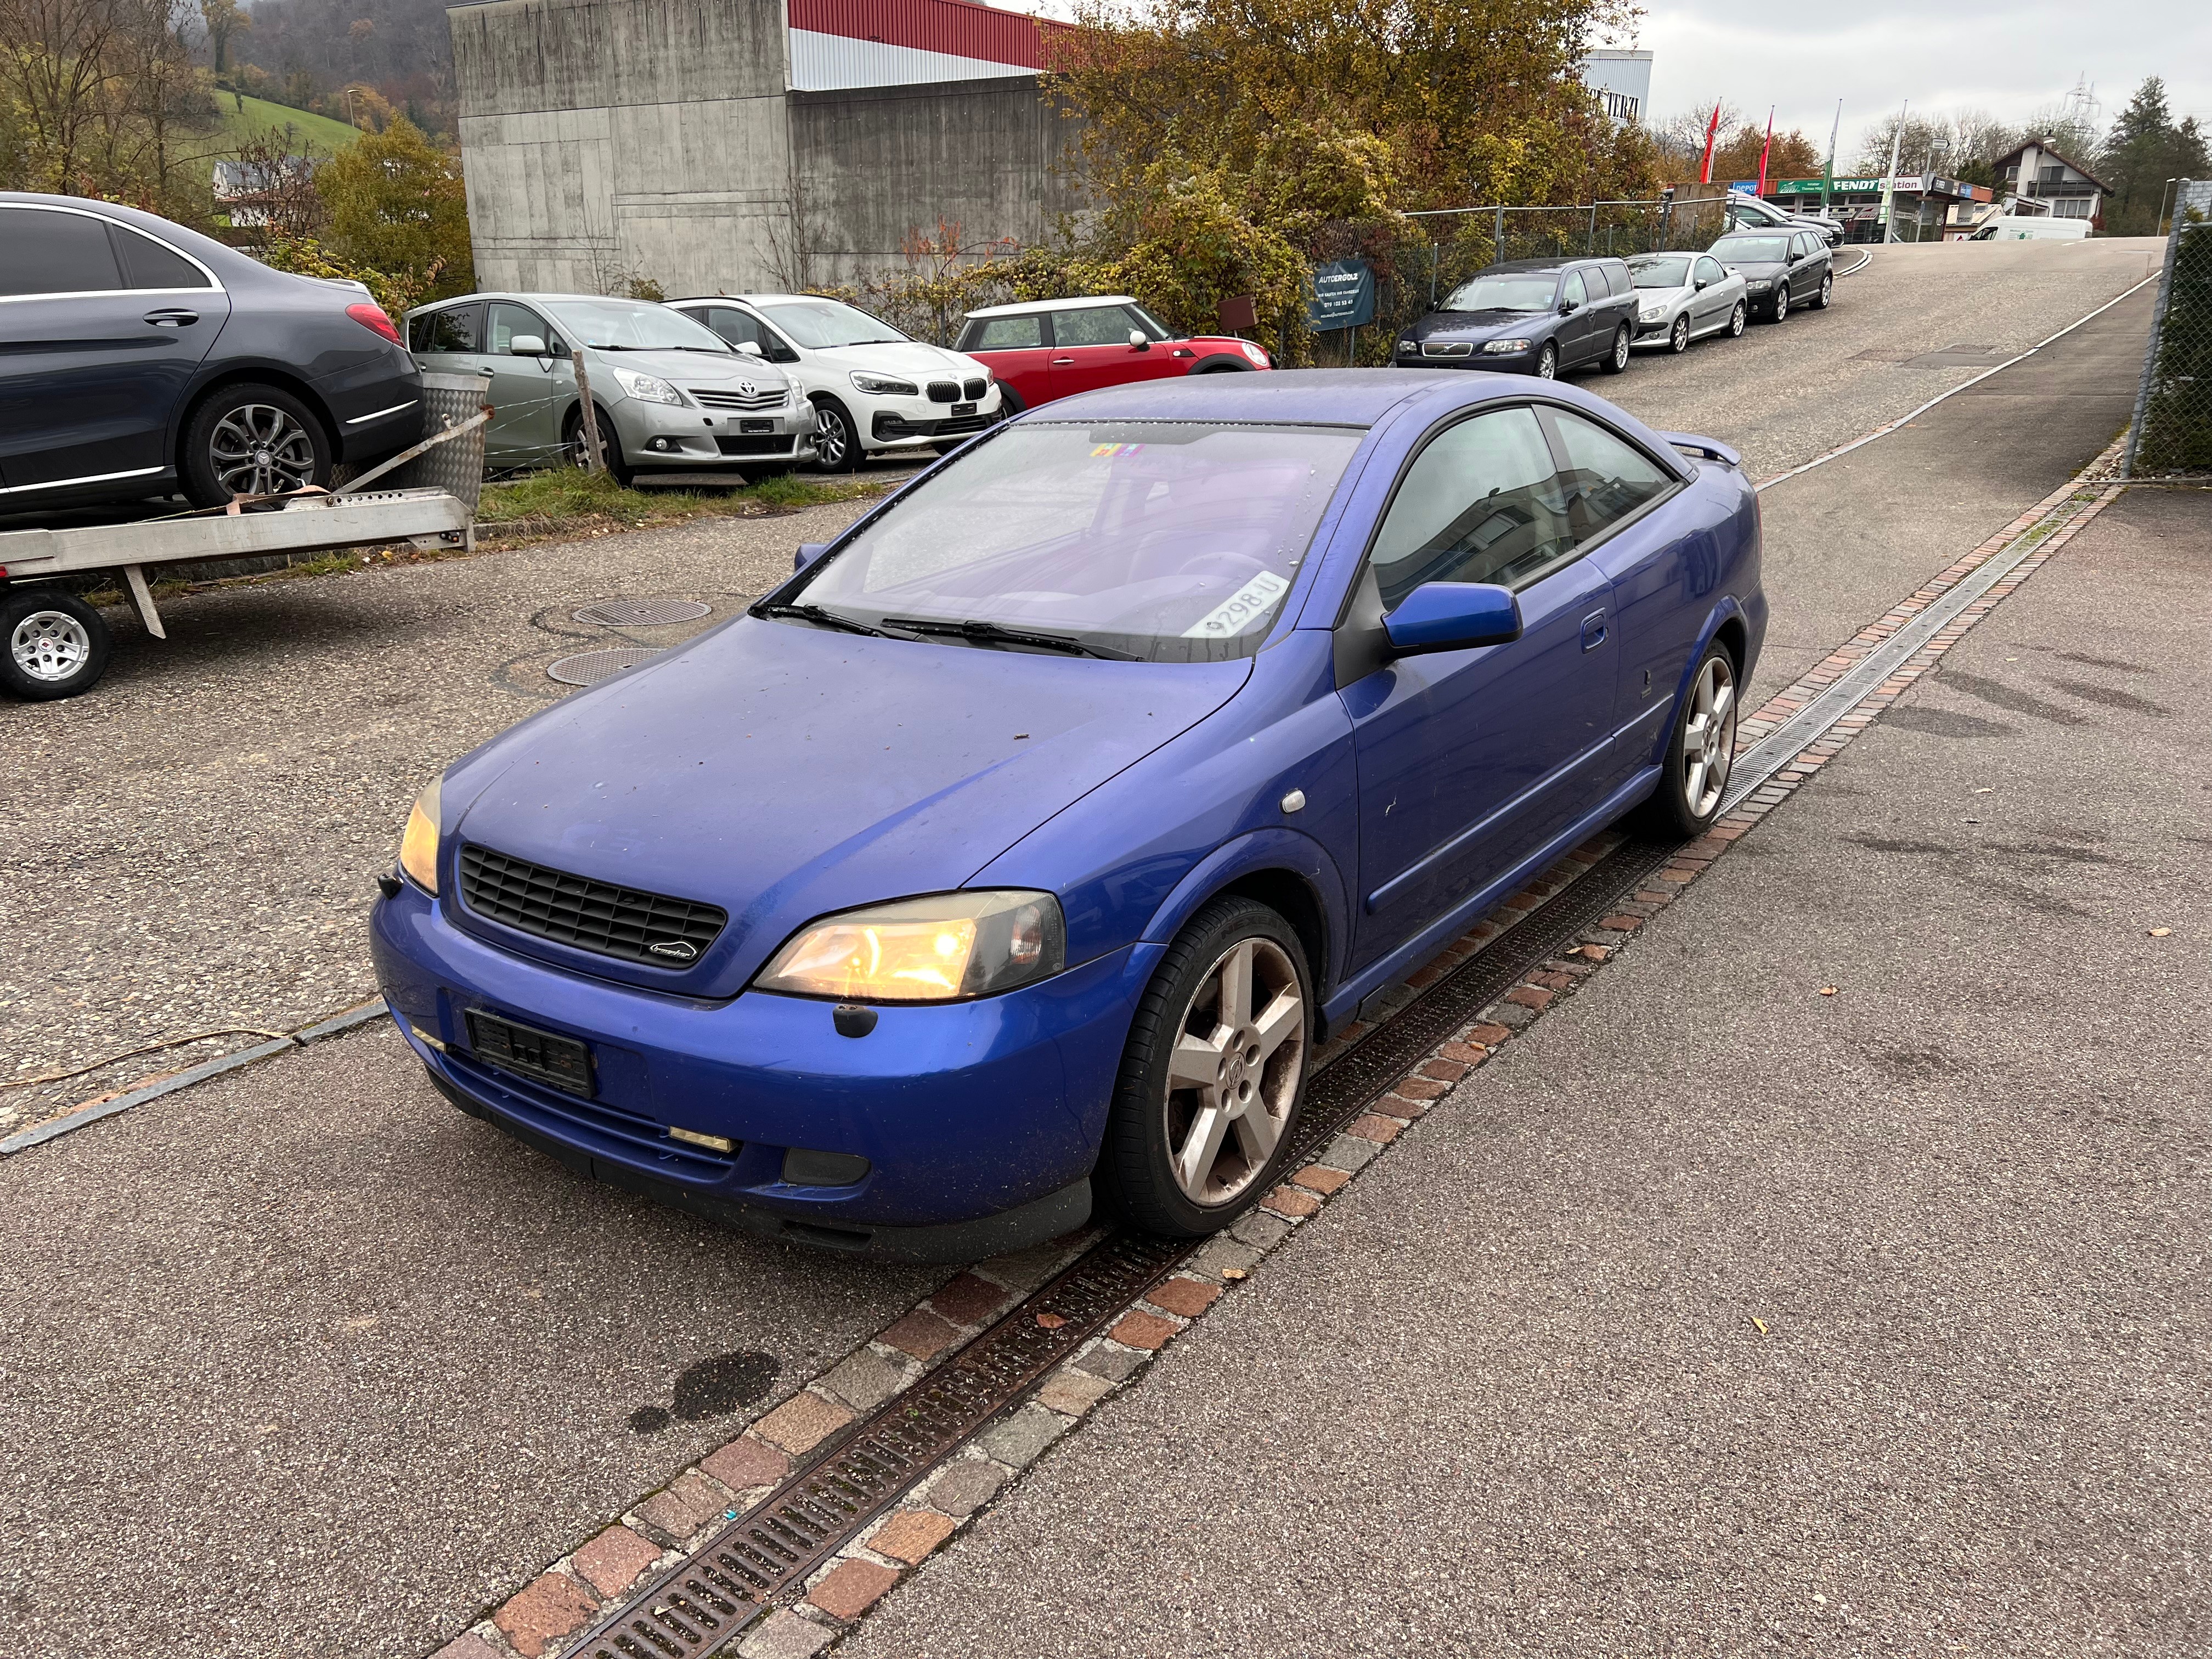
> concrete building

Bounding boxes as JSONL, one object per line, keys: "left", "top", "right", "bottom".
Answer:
{"left": 448, "top": 0, "right": 1082, "bottom": 296}
{"left": 1579, "top": 49, "right": 1652, "bottom": 124}
{"left": 1993, "top": 138, "right": 2109, "bottom": 225}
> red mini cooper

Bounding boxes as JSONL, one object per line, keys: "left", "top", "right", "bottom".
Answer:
{"left": 953, "top": 296, "right": 1271, "bottom": 413}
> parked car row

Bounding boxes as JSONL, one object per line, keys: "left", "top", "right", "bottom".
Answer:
{"left": 1398, "top": 227, "right": 1837, "bottom": 381}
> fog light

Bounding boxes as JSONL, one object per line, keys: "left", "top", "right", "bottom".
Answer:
{"left": 669, "top": 1125, "right": 737, "bottom": 1153}
{"left": 783, "top": 1147, "right": 872, "bottom": 1187}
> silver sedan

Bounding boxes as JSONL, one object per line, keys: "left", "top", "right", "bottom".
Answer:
{"left": 1626, "top": 253, "right": 1749, "bottom": 354}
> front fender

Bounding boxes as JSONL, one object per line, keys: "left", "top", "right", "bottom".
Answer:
{"left": 1138, "top": 826, "right": 1353, "bottom": 989}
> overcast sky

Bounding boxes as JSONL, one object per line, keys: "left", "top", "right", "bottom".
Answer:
{"left": 994, "top": 1, "right": 2206, "bottom": 161}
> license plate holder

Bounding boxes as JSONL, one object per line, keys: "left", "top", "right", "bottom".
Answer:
{"left": 951, "top": 402, "right": 977, "bottom": 416}
{"left": 465, "top": 1009, "right": 594, "bottom": 1098}
{"left": 739, "top": 417, "right": 774, "bottom": 434}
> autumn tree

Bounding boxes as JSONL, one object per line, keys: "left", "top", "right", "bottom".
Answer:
{"left": 315, "top": 114, "right": 472, "bottom": 300}
{"left": 1703, "top": 123, "right": 1821, "bottom": 184}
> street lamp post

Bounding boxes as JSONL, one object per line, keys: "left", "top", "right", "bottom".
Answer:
{"left": 2155, "top": 177, "right": 2179, "bottom": 238}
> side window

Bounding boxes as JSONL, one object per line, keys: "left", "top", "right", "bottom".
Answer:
{"left": 1695, "top": 256, "right": 1726, "bottom": 286}
{"left": 112, "top": 225, "right": 212, "bottom": 291}
{"left": 410, "top": 304, "right": 482, "bottom": 354}
{"left": 1053, "top": 306, "right": 1138, "bottom": 347}
{"left": 1560, "top": 270, "right": 1588, "bottom": 310}
{"left": 726, "top": 308, "right": 800, "bottom": 363}
{"left": 486, "top": 301, "right": 550, "bottom": 354}
{"left": 973, "top": 314, "right": 1045, "bottom": 350}
{"left": 1368, "top": 408, "right": 1576, "bottom": 608}
{"left": 1593, "top": 264, "right": 1625, "bottom": 298}
{"left": 0, "top": 209, "right": 123, "bottom": 296}
{"left": 1544, "top": 409, "right": 1675, "bottom": 546}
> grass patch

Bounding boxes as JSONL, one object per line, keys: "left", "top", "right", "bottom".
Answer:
{"left": 475, "top": 467, "right": 889, "bottom": 541}
{"left": 196, "top": 94, "right": 363, "bottom": 156}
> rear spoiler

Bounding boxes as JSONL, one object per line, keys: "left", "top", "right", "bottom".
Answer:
{"left": 1662, "top": 432, "right": 1741, "bottom": 469}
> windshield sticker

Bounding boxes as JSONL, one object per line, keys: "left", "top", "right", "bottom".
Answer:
{"left": 1092, "top": 443, "right": 1146, "bottom": 459}
{"left": 1182, "top": 569, "right": 1290, "bottom": 639}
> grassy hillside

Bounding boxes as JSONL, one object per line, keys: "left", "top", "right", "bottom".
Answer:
{"left": 199, "top": 93, "right": 363, "bottom": 157}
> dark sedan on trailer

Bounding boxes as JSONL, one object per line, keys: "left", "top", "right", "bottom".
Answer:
{"left": 371, "top": 370, "right": 1763, "bottom": 1260}
{"left": 0, "top": 191, "right": 423, "bottom": 511}
{"left": 1397, "top": 257, "right": 1639, "bottom": 380}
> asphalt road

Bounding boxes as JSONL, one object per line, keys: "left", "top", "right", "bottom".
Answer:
{"left": 0, "top": 239, "right": 2177, "bottom": 1656}
{"left": 0, "top": 241, "right": 2160, "bottom": 1135}
{"left": 840, "top": 469, "right": 2212, "bottom": 1659}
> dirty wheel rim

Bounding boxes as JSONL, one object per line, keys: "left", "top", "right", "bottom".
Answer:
{"left": 1162, "top": 936, "right": 1304, "bottom": 1207}
{"left": 1680, "top": 654, "right": 1737, "bottom": 819}
{"left": 9, "top": 610, "right": 91, "bottom": 682}
{"left": 1537, "top": 344, "right": 1557, "bottom": 379}
{"left": 208, "top": 404, "right": 315, "bottom": 497}
{"left": 1671, "top": 315, "right": 1690, "bottom": 353}
{"left": 815, "top": 405, "right": 849, "bottom": 467}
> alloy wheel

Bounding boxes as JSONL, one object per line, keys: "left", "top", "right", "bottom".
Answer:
{"left": 1612, "top": 328, "right": 1631, "bottom": 370}
{"left": 1773, "top": 287, "right": 1788, "bottom": 322}
{"left": 1670, "top": 315, "right": 1690, "bottom": 353}
{"left": 9, "top": 610, "right": 91, "bottom": 683}
{"left": 1536, "top": 343, "right": 1558, "bottom": 380}
{"left": 1730, "top": 301, "right": 1747, "bottom": 337}
{"left": 207, "top": 403, "right": 318, "bottom": 497}
{"left": 1679, "top": 653, "right": 1738, "bottom": 819}
{"left": 815, "top": 404, "right": 850, "bottom": 469}
{"left": 1161, "top": 936, "right": 1305, "bottom": 1207}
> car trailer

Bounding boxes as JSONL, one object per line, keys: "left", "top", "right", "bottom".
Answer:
{"left": 0, "top": 373, "right": 489, "bottom": 702}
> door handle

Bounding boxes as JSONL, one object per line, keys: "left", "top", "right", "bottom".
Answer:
{"left": 1581, "top": 610, "right": 1608, "bottom": 651}
{"left": 144, "top": 308, "right": 199, "bottom": 327}
{"left": 1050, "top": 357, "right": 1075, "bottom": 365}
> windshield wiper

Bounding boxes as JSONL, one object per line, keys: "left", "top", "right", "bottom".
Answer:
{"left": 879, "top": 617, "right": 1137, "bottom": 660}
{"left": 756, "top": 602, "right": 910, "bottom": 639}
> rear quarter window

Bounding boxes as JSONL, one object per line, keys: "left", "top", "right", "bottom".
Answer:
{"left": 410, "top": 305, "right": 481, "bottom": 353}
{"left": 0, "top": 208, "right": 123, "bottom": 296}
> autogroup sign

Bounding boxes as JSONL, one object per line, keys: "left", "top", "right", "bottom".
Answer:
{"left": 1307, "top": 258, "right": 1375, "bottom": 331}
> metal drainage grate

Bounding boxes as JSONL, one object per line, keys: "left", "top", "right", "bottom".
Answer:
{"left": 562, "top": 1230, "right": 1188, "bottom": 1658}
{"left": 573, "top": 599, "right": 713, "bottom": 628}
{"left": 547, "top": 648, "right": 663, "bottom": 687}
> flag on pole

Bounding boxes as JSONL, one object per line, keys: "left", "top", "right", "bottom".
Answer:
{"left": 1698, "top": 103, "right": 1722, "bottom": 185}
{"left": 1757, "top": 107, "right": 1775, "bottom": 195}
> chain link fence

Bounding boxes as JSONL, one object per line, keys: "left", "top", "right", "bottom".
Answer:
{"left": 2125, "top": 182, "right": 2212, "bottom": 478}
{"left": 1297, "top": 194, "right": 1737, "bottom": 366}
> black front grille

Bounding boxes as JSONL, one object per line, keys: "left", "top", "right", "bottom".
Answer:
{"left": 459, "top": 844, "right": 727, "bottom": 968}
{"left": 716, "top": 434, "right": 798, "bottom": 456}
{"left": 927, "top": 379, "right": 960, "bottom": 403}
{"left": 963, "top": 376, "right": 987, "bottom": 400}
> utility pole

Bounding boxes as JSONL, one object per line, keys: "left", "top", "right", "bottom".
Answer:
{"left": 1878, "top": 101, "right": 1906, "bottom": 244}
{"left": 1824, "top": 99, "right": 1841, "bottom": 215}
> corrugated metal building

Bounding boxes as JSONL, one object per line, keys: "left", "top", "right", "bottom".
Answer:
{"left": 449, "top": 0, "right": 1081, "bottom": 297}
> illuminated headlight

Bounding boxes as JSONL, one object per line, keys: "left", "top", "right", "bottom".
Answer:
{"left": 398, "top": 775, "right": 441, "bottom": 894}
{"left": 1239, "top": 341, "right": 1270, "bottom": 366}
{"left": 1482, "top": 338, "right": 1533, "bottom": 354}
{"left": 610, "top": 366, "right": 685, "bottom": 405}
{"left": 1745, "top": 279, "right": 1772, "bottom": 293}
{"left": 757, "top": 890, "right": 1065, "bottom": 1003}
{"left": 850, "top": 370, "right": 919, "bottom": 397}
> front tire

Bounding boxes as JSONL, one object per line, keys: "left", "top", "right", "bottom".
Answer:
{"left": 1632, "top": 641, "right": 1739, "bottom": 839}
{"left": 1096, "top": 898, "right": 1312, "bottom": 1237}
{"left": 563, "top": 406, "right": 633, "bottom": 486}
{"left": 1728, "top": 300, "right": 1747, "bottom": 337}
{"left": 1, "top": 590, "right": 111, "bottom": 701}
{"left": 1600, "top": 323, "right": 1631, "bottom": 374}
{"left": 811, "top": 397, "right": 859, "bottom": 473}
{"left": 1534, "top": 342, "right": 1559, "bottom": 380}
{"left": 1812, "top": 271, "right": 1834, "bottom": 309}
{"left": 179, "top": 383, "right": 330, "bottom": 507}
{"left": 1668, "top": 314, "right": 1690, "bottom": 354}
{"left": 1768, "top": 285, "right": 1789, "bottom": 324}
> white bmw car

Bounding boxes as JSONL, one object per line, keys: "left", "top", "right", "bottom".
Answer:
{"left": 668, "top": 294, "right": 1005, "bottom": 471}
{"left": 1625, "top": 252, "right": 1749, "bottom": 354}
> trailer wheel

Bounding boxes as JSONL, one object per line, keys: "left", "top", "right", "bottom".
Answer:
{"left": 1, "top": 590, "right": 111, "bottom": 701}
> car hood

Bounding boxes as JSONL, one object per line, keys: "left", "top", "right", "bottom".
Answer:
{"left": 815, "top": 341, "right": 985, "bottom": 379}
{"left": 1719, "top": 259, "right": 1787, "bottom": 278}
{"left": 591, "top": 348, "right": 791, "bottom": 389}
{"left": 445, "top": 618, "right": 1251, "bottom": 997}
{"left": 1409, "top": 309, "right": 1553, "bottom": 339}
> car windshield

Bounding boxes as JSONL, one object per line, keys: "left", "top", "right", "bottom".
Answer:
{"left": 543, "top": 299, "right": 731, "bottom": 352}
{"left": 1440, "top": 274, "right": 1559, "bottom": 313}
{"left": 759, "top": 298, "right": 910, "bottom": 349}
{"left": 787, "top": 422, "right": 1364, "bottom": 663}
{"left": 1630, "top": 258, "right": 1691, "bottom": 290}
{"left": 1714, "top": 236, "right": 1791, "bottom": 262}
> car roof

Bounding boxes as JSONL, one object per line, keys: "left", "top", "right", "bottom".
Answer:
{"left": 1018, "top": 368, "right": 1476, "bottom": 428}
{"left": 410, "top": 292, "right": 675, "bottom": 312}
{"left": 962, "top": 295, "right": 1141, "bottom": 319}
{"left": 1475, "top": 257, "right": 1623, "bottom": 276}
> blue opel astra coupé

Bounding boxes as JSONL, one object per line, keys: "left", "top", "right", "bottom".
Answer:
{"left": 370, "top": 370, "right": 1764, "bottom": 1260}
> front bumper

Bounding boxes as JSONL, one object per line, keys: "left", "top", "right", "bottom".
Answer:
{"left": 857, "top": 387, "right": 1005, "bottom": 453}
{"left": 612, "top": 396, "right": 816, "bottom": 468}
{"left": 1396, "top": 342, "right": 1533, "bottom": 371}
{"left": 370, "top": 881, "right": 1154, "bottom": 1259}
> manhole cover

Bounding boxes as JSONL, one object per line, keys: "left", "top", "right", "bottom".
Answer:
{"left": 573, "top": 599, "right": 712, "bottom": 628}
{"left": 548, "top": 648, "right": 663, "bottom": 686}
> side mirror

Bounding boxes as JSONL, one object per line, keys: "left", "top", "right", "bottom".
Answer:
{"left": 735, "top": 340, "right": 764, "bottom": 358}
{"left": 794, "top": 541, "right": 830, "bottom": 573}
{"left": 1559, "top": 298, "right": 1576, "bottom": 315}
{"left": 509, "top": 335, "right": 546, "bottom": 357}
{"left": 1383, "top": 582, "right": 1523, "bottom": 657}
{"left": 1128, "top": 330, "right": 1150, "bottom": 351}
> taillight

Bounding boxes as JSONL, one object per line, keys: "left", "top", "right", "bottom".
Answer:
{"left": 347, "top": 301, "right": 402, "bottom": 345}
